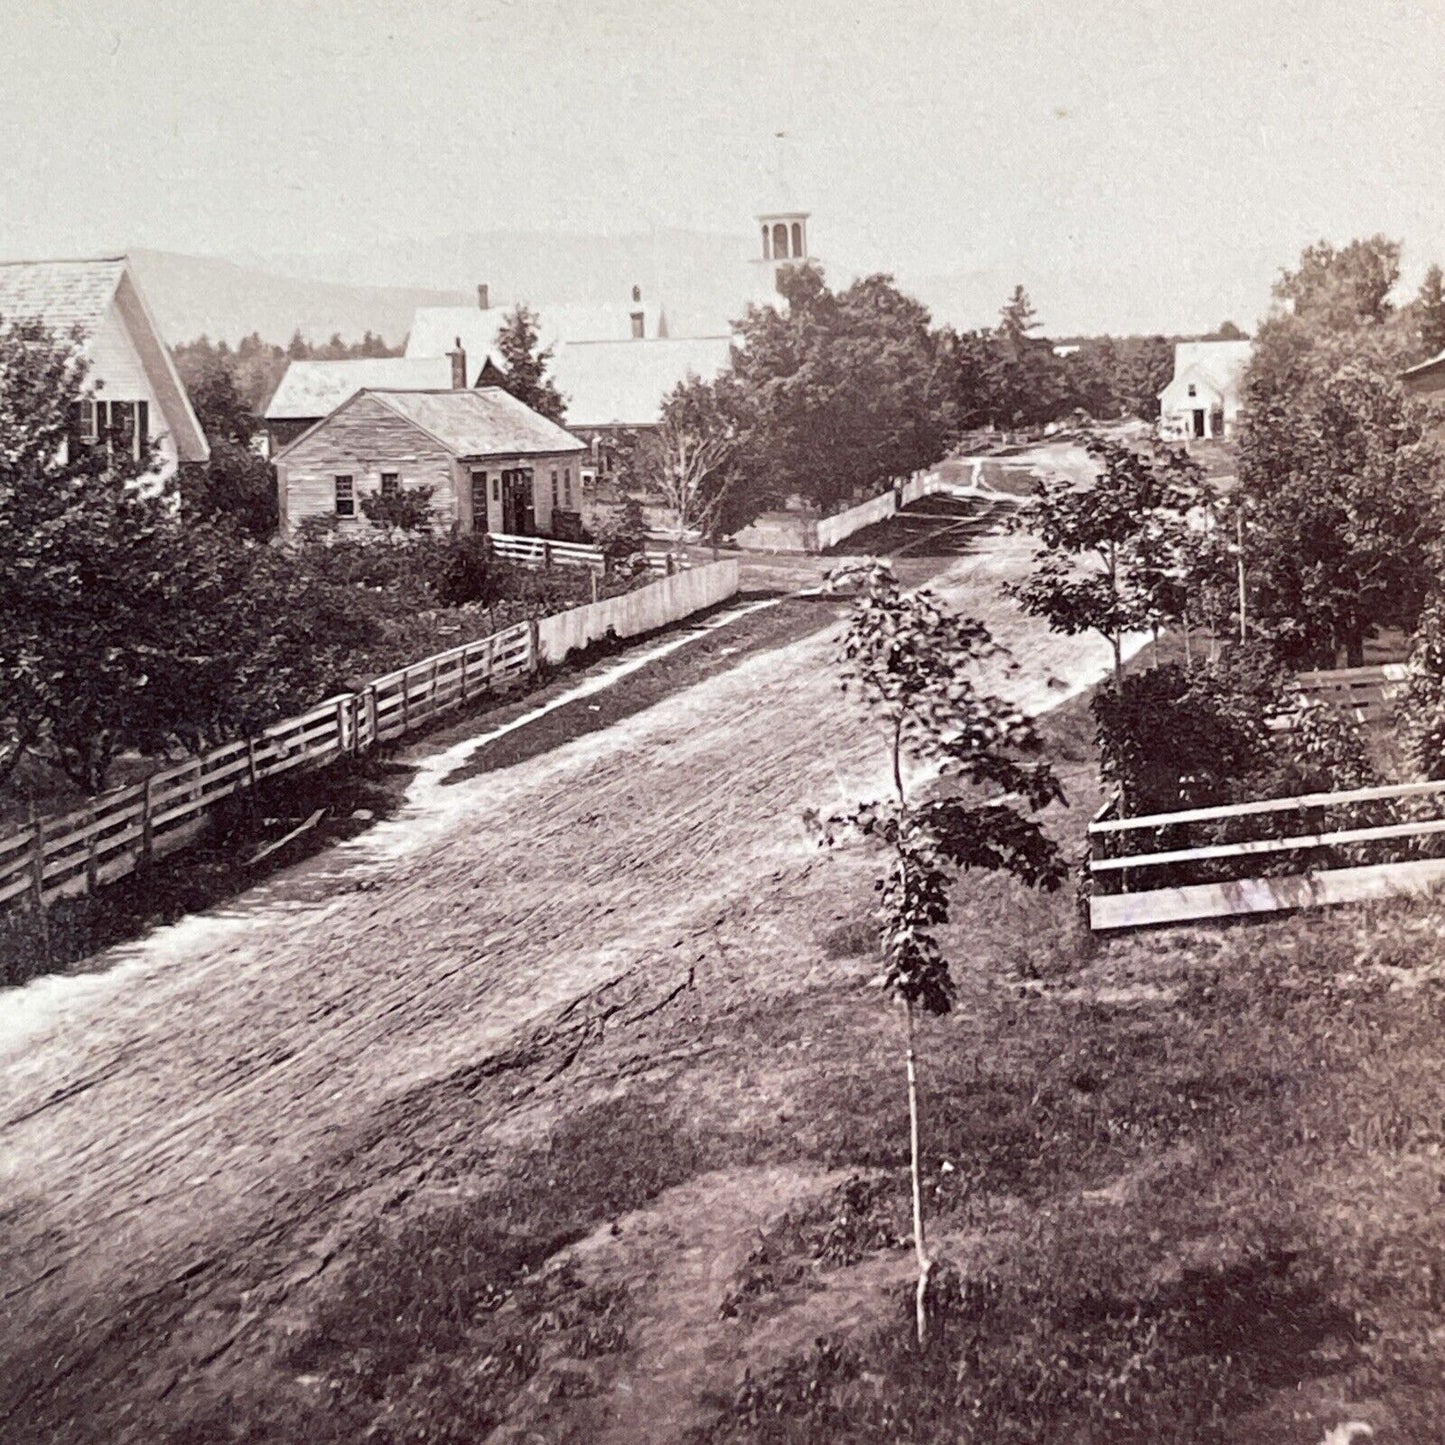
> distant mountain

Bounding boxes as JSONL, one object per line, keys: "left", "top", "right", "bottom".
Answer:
{"left": 243, "top": 228, "right": 758, "bottom": 340}
{"left": 127, "top": 250, "right": 472, "bottom": 348}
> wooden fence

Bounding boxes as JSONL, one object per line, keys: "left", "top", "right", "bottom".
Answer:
{"left": 1293, "top": 663, "right": 1408, "bottom": 725}
{"left": 814, "top": 466, "right": 1018, "bottom": 552}
{"left": 1087, "top": 778, "right": 1445, "bottom": 931}
{"left": 487, "top": 532, "right": 688, "bottom": 577}
{"left": 0, "top": 561, "right": 738, "bottom": 918}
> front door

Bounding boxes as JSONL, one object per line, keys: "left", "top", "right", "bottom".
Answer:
{"left": 1192, "top": 409, "right": 1207, "bottom": 439}
{"left": 470, "top": 471, "right": 488, "bottom": 534}
{"left": 501, "top": 468, "right": 536, "bottom": 535}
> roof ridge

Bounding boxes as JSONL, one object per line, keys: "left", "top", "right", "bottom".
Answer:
{"left": 0, "top": 254, "right": 128, "bottom": 268}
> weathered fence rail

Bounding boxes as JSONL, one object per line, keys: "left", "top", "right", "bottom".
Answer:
{"left": 1087, "top": 777, "right": 1445, "bottom": 931}
{"left": 0, "top": 561, "right": 739, "bottom": 919}
{"left": 1293, "top": 663, "right": 1408, "bottom": 725}
{"left": 487, "top": 532, "right": 688, "bottom": 576}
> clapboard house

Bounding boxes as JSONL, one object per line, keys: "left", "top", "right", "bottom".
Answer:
{"left": 0, "top": 255, "right": 209, "bottom": 479}
{"left": 273, "top": 387, "right": 586, "bottom": 540}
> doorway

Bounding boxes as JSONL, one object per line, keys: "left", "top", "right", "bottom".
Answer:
{"left": 1191, "top": 409, "right": 1207, "bottom": 439}
{"left": 500, "top": 468, "right": 535, "bottom": 535}
{"left": 470, "top": 471, "right": 489, "bottom": 533}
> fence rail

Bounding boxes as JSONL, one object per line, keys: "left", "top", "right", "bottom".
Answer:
{"left": 0, "top": 561, "right": 738, "bottom": 919}
{"left": 1087, "top": 778, "right": 1445, "bottom": 931}
{"left": 486, "top": 532, "right": 688, "bottom": 577}
{"left": 1292, "top": 663, "right": 1408, "bottom": 725}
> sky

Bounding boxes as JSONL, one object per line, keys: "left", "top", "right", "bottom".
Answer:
{"left": 3, "top": 0, "right": 1445, "bottom": 334}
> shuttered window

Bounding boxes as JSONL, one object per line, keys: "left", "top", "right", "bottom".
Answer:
{"left": 335, "top": 476, "right": 355, "bottom": 516}
{"left": 380, "top": 472, "right": 400, "bottom": 497}
{"left": 563, "top": 466, "right": 572, "bottom": 507}
{"left": 551, "top": 469, "right": 559, "bottom": 507}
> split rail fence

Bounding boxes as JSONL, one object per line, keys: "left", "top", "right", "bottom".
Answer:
{"left": 1087, "top": 777, "right": 1445, "bottom": 931}
{"left": 0, "top": 560, "right": 739, "bottom": 919}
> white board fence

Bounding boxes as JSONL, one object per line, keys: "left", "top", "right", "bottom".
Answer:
{"left": 1087, "top": 778, "right": 1445, "bottom": 931}
{"left": 0, "top": 561, "right": 739, "bottom": 918}
{"left": 814, "top": 464, "right": 1017, "bottom": 552}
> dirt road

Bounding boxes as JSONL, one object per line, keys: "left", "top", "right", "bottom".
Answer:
{"left": 0, "top": 535, "right": 1118, "bottom": 1442}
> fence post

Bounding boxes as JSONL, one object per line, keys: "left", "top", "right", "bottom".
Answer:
{"left": 141, "top": 775, "right": 155, "bottom": 863}
{"left": 85, "top": 806, "right": 98, "bottom": 895}
{"left": 665, "top": 552, "right": 676, "bottom": 576}
{"left": 460, "top": 647, "right": 470, "bottom": 702}
{"left": 29, "top": 816, "right": 45, "bottom": 910}
{"left": 542, "top": 541, "right": 552, "bottom": 570}
{"left": 590, "top": 569, "right": 599, "bottom": 603}
{"left": 528, "top": 617, "right": 541, "bottom": 672}
{"left": 336, "top": 695, "right": 348, "bottom": 756}
{"left": 401, "top": 672, "right": 411, "bottom": 732}
{"left": 429, "top": 658, "right": 440, "bottom": 717}
{"left": 246, "top": 737, "right": 258, "bottom": 791}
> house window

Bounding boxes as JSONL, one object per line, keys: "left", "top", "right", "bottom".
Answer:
{"left": 630, "top": 311, "right": 645, "bottom": 339}
{"left": 772, "top": 221, "right": 789, "bottom": 258}
{"left": 761, "top": 224, "right": 771, "bottom": 260}
{"left": 1187, "top": 383, "right": 1197, "bottom": 397}
{"left": 791, "top": 221, "right": 803, "bottom": 257}
{"left": 335, "top": 476, "right": 355, "bottom": 517}
{"left": 492, "top": 476, "right": 501, "bottom": 502}
{"left": 77, "top": 400, "right": 98, "bottom": 443}
{"left": 380, "top": 472, "right": 400, "bottom": 497}
{"left": 563, "top": 466, "right": 573, "bottom": 508}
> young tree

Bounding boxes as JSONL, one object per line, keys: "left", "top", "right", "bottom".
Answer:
{"left": 632, "top": 376, "right": 740, "bottom": 540}
{"left": 1008, "top": 433, "right": 1209, "bottom": 689}
{"left": 495, "top": 304, "right": 567, "bottom": 423}
{"left": 807, "top": 561, "right": 1065, "bottom": 1347}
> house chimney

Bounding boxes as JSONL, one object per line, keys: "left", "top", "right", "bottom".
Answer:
{"left": 448, "top": 337, "right": 467, "bottom": 389}
{"left": 477, "top": 283, "right": 489, "bottom": 310}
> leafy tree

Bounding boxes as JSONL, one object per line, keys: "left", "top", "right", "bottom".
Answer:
{"left": 1212, "top": 320, "right": 1247, "bottom": 341}
{"left": 1417, "top": 263, "right": 1445, "bottom": 359}
{"left": 1273, "top": 235, "right": 1401, "bottom": 332}
{"left": 807, "top": 561, "right": 1064, "bottom": 1348}
{"left": 1008, "top": 433, "right": 1210, "bottom": 690}
{"left": 729, "top": 264, "right": 951, "bottom": 514}
{"left": 1236, "top": 357, "right": 1441, "bottom": 666}
{"left": 990, "top": 285, "right": 1068, "bottom": 430}
{"left": 495, "top": 304, "right": 567, "bottom": 423}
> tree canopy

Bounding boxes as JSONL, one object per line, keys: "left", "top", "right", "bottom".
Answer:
{"left": 495, "top": 304, "right": 567, "bottom": 423}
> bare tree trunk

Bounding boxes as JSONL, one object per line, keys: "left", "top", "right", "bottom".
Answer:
{"left": 903, "top": 996, "right": 931, "bottom": 1349}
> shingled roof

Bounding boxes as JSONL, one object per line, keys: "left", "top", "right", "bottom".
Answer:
{"left": 275, "top": 387, "right": 585, "bottom": 462}
{"left": 265, "top": 356, "right": 455, "bottom": 420}
{"left": 0, "top": 256, "right": 128, "bottom": 334}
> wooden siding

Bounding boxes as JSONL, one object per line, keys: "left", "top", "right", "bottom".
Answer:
{"left": 86, "top": 300, "right": 181, "bottom": 478}
{"left": 278, "top": 394, "right": 460, "bottom": 536}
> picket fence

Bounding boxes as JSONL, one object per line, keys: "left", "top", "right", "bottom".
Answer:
{"left": 0, "top": 560, "right": 739, "bottom": 917}
{"left": 1086, "top": 777, "right": 1445, "bottom": 931}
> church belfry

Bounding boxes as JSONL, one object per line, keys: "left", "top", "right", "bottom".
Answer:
{"left": 752, "top": 201, "right": 814, "bottom": 303}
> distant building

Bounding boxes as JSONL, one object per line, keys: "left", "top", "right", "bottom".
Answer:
{"left": 262, "top": 346, "right": 505, "bottom": 456}
{"left": 1400, "top": 349, "right": 1445, "bottom": 438}
{"left": 750, "top": 183, "right": 817, "bottom": 308}
{"left": 1157, "top": 340, "right": 1252, "bottom": 440}
{"left": 550, "top": 334, "right": 735, "bottom": 469}
{"left": 405, "top": 283, "right": 669, "bottom": 361}
{"left": 272, "top": 386, "right": 586, "bottom": 540}
{"left": 0, "top": 255, "right": 209, "bottom": 478}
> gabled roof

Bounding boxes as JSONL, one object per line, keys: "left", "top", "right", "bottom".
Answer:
{"left": 1162, "top": 340, "right": 1252, "bottom": 400}
{"left": 265, "top": 355, "right": 454, "bottom": 420}
{"left": 405, "top": 300, "right": 666, "bottom": 359}
{"left": 0, "top": 256, "right": 128, "bottom": 333}
{"left": 550, "top": 335, "right": 735, "bottom": 428}
{"left": 0, "top": 255, "right": 208, "bottom": 463}
{"left": 274, "top": 387, "right": 585, "bottom": 463}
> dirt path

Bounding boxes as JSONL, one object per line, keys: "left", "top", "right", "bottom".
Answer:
{"left": 0, "top": 534, "right": 1118, "bottom": 1443}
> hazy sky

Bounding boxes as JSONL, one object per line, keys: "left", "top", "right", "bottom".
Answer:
{"left": 4, "top": 0, "right": 1444, "bottom": 332}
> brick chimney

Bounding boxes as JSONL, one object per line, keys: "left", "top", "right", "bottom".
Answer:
{"left": 477, "top": 283, "right": 489, "bottom": 310}
{"left": 448, "top": 337, "right": 467, "bottom": 389}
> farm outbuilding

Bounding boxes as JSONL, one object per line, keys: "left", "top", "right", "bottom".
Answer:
{"left": 272, "top": 387, "right": 587, "bottom": 540}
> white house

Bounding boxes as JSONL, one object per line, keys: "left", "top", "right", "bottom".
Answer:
{"left": 0, "top": 255, "right": 209, "bottom": 478}
{"left": 1157, "top": 340, "right": 1252, "bottom": 441}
